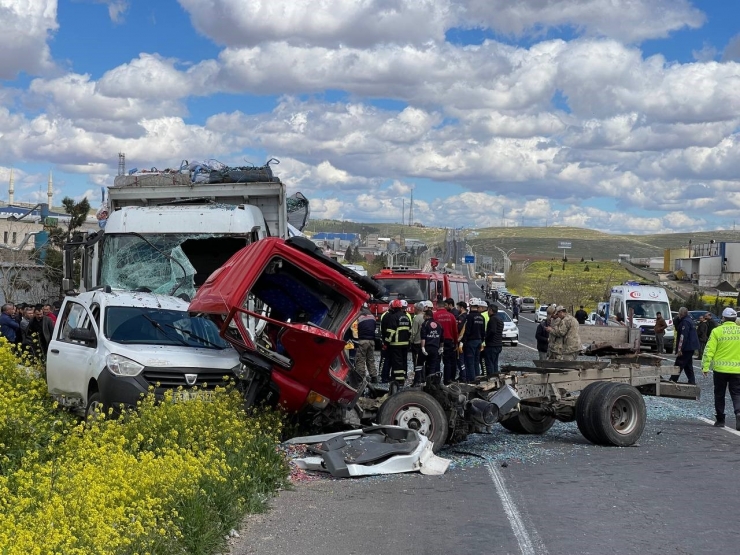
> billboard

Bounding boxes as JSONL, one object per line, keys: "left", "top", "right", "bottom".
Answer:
{"left": 558, "top": 241, "right": 572, "bottom": 249}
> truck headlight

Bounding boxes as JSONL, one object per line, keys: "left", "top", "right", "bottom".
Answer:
{"left": 106, "top": 354, "right": 144, "bottom": 377}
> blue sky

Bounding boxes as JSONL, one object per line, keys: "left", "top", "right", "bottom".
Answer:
{"left": 1, "top": 0, "right": 740, "bottom": 234}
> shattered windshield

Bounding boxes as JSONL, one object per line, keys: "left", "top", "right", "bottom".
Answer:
{"left": 100, "top": 234, "right": 247, "bottom": 299}
{"left": 375, "top": 278, "right": 428, "bottom": 303}
{"left": 105, "top": 306, "right": 229, "bottom": 349}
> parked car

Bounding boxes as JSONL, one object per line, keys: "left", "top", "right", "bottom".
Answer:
{"left": 520, "top": 297, "right": 537, "bottom": 312}
{"left": 535, "top": 305, "right": 549, "bottom": 323}
{"left": 687, "top": 310, "right": 721, "bottom": 325}
{"left": 585, "top": 312, "right": 607, "bottom": 326}
{"left": 46, "top": 291, "right": 241, "bottom": 419}
{"left": 496, "top": 311, "right": 519, "bottom": 346}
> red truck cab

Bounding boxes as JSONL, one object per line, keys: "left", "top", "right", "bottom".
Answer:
{"left": 189, "top": 237, "right": 383, "bottom": 420}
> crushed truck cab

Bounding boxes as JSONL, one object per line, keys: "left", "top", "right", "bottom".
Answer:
{"left": 190, "top": 236, "right": 383, "bottom": 427}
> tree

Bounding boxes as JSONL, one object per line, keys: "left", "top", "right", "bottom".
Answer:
{"left": 344, "top": 245, "right": 354, "bottom": 263}
{"left": 353, "top": 245, "right": 361, "bottom": 262}
{"left": 46, "top": 196, "right": 92, "bottom": 294}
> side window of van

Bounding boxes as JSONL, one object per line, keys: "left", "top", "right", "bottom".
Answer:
{"left": 58, "top": 302, "right": 93, "bottom": 343}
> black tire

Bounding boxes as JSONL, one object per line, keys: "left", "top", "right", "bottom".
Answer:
{"left": 589, "top": 383, "right": 647, "bottom": 447}
{"left": 499, "top": 411, "right": 527, "bottom": 433}
{"left": 377, "top": 390, "right": 449, "bottom": 453}
{"left": 85, "top": 391, "right": 105, "bottom": 421}
{"left": 519, "top": 409, "right": 556, "bottom": 434}
{"left": 500, "top": 410, "right": 555, "bottom": 434}
{"left": 576, "top": 381, "right": 613, "bottom": 444}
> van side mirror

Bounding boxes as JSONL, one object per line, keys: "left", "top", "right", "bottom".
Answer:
{"left": 69, "top": 327, "right": 97, "bottom": 345}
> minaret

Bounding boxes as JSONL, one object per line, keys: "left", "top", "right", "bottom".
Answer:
{"left": 8, "top": 168, "right": 14, "bottom": 205}
{"left": 47, "top": 170, "right": 53, "bottom": 207}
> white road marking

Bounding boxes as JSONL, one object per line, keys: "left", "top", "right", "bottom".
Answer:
{"left": 696, "top": 416, "right": 740, "bottom": 438}
{"left": 486, "top": 461, "right": 549, "bottom": 555}
{"left": 653, "top": 398, "right": 740, "bottom": 439}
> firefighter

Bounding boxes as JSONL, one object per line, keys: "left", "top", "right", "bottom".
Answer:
{"left": 378, "top": 308, "right": 392, "bottom": 383}
{"left": 462, "top": 299, "right": 486, "bottom": 382}
{"left": 384, "top": 299, "right": 412, "bottom": 385}
{"left": 435, "top": 300, "right": 459, "bottom": 384}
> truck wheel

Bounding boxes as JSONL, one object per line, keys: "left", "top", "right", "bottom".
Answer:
{"left": 499, "top": 411, "right": 527, "bottom": 433}
{"left": 85, "top": 392, "right": 105, "bottom": 421}
{"left": 519, "top": 410, "right": 555, "bottom": 434}
{"left": 500, "top": 410, "right": 555, "bottom": 434}
{"left": 576, "top": 381, "right": 612, "bottom": 444}
{"left": 589, "top": 383, "right": 646, "bottom": 447}
{"left": 377, "top": 391, "right": 449, "bottom": 453}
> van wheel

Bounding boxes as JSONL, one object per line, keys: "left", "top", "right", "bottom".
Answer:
{"left": 85, "top": 392, "right": 105, "bottom": 421}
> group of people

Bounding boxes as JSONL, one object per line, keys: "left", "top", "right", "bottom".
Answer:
{"left": 534, "top": 305, "right": 582, "bottom": 361}
{"left": 0, "top": 301, "right": 61, "bottom": 360}
{"left": 670, "top": 305, "right": 740, "bottom": 429}
{"left": 353, "top": 296, "right": 510, "bottom": 388}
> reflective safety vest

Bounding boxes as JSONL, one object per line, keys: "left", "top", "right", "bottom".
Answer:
{"left": 702, "top": 321, "right": 740, "bottom": 374}
{"left": 384, "top": 311, "right": 411, "bottom": 346}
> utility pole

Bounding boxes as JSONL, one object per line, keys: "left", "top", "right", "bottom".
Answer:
{"left": 409, "top": 188, "right": 414, "bottom": 227}
{"left": 401, "top": 198, "right": 405, "bottom": 226}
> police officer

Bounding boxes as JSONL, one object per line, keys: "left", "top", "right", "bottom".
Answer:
{"left": 384, "top": 299, "right": 412, "bottom": 386}
{"left": 702, "top": 307, "right": 740, "bottom": 429}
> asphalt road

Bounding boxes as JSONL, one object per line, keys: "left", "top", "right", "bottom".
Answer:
{"left": 229, "top": 275, "right": 740, "bottom": 555}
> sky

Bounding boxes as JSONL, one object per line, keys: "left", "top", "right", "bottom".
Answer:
{"left": 1, "top": 0, "right": 740, "bottom": 234}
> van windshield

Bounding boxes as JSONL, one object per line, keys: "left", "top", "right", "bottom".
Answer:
{"left": 375, "top": 278, "right": 428, "bottom": 303}
{"left": 105, "top": 306, "right": 230, "bottom": 349}
{"left": 626, "top": 300, "right": 670, "bottom": 319}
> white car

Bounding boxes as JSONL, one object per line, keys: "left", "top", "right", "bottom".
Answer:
{"left": 496, "top": 311, "right": 519, "bottom": 346}
{"left": 534, "top": 305, "right": 549, "bottom": 323}
{"left": 46, "top": 290, "right": 241, "bottom": 419}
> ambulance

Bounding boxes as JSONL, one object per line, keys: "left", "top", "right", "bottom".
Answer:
{"left": 607, "top": 282, "right": 674, "bottom": 350}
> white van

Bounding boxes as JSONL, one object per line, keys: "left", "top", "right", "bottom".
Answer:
{"left": 607, "top": 283, "right": 674, "bottom": 350}
{"left": 46, "top": 291, "right": 240, "bottom": 419}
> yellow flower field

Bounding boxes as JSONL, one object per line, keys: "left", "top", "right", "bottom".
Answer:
{"left": 0, "top": 339, "right": 288, "bottom": 555}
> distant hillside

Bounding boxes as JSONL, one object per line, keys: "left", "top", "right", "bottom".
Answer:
{"left": 307, "top": 220, "right": 740, "bottom": 261}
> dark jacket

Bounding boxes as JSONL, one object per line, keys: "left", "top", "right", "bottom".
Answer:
{"left": 676, "top": 316, "right": 700, "bottom": 353}
{"left": 697, "top": 320, "right": 709, "bottom": 343}
{"left": 654, "top": 315, "right": 667, "bottom": 335}
{"left": 0, "top": 313, "right": 20, "bottom": 343}
{"left": 420, "top": 318, "right": 443, "bottom": 350}
{"left": 356, "top": 309, "right": 376, "bottom": 340}
{"left": 485, "top": 314, "right": 504, "bottom": 347}
{"left": 535, "top": 322, "right": 550, "bottom": 352}
{"left": 463, "top": 312, "right": 486, "bottom": 342}
{"left": 574, "top": 309, "right": 588, "bottom": 325}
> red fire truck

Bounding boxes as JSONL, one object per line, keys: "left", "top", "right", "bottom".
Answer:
{"left": 368, "top": 262, "right": 471, "bottom": 339}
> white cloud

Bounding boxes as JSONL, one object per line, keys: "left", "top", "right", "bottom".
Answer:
{"left": 456, "top": 0, "right": 705, "bottom": 43}
{"left": 177, "top": 0, "right": 704, "bottom": 49}
{"left": 722, "top": 34, "right": 740, "bottom": 62}
{"left": 177, "top": 0, "right": 450, "bottom": 48}
{"left": 80, "top": 0, "right": 128, "bottom": 23}
{"left": 0, "top": 0, "right": 57, "bottom": 78}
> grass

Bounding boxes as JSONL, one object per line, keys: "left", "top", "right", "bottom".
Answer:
{"left": 506, "top": 259, "right": 637, "bottom": 311}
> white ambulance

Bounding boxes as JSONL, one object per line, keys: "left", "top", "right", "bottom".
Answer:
{"left": 607, "top": 282, "right": 674, "bottom": 350}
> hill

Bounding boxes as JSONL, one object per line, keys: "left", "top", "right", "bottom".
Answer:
{"left": 307, "top": 220, "right": 740, "bottom": 262}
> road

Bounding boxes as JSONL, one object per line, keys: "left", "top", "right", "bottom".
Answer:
{"left": 230, "top": 275, "right": 740, "bottom": 555}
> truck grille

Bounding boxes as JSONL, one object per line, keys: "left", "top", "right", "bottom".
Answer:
{"left": 142, "top": 367, "right": 234, "bottom": 389}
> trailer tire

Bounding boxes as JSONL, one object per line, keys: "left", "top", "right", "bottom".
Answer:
{"left": 576, "top": 381, "right": 613, "bottom": 444}
{"left": 377, "top": 391, "right": 449, "bottom": 453}
{"left": 589, "top": 383, "right": 646, "bottom": 447}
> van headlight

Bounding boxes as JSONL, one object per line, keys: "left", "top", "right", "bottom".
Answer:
{"left": 106, "top": 354, "right": 144, "bottom": 377}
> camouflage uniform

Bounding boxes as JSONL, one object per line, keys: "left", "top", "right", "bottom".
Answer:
{"left": 549, "top": 313, "right": 582, "bottom": 360}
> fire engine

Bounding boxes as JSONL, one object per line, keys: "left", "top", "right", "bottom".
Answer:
{"left": 368, "top": 260, "right": 470, "bottom": 342}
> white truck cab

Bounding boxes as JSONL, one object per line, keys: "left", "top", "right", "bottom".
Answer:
{"left": 608, "top": 283, "right": 674, "bottom": 350}
{"left": 46, "top": 290, "right": 240, "bottom": 418}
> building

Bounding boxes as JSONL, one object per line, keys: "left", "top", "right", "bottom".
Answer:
{"left": 311, "top": 232, "right": 360, "bottom": 251}
{"left": 672, "top": 241, "right": 740, "bottom": 287}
